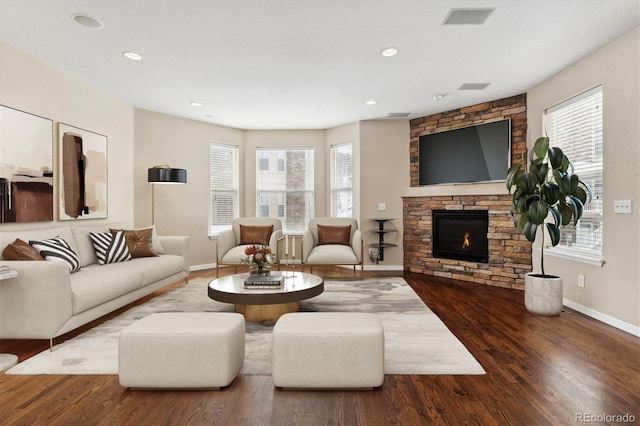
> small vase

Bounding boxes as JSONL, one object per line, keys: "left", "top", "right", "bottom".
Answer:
{"left": 249, "top": 264, "right": 271, "bottom": 276}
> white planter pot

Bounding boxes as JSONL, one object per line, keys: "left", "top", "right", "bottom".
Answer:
{"left": 524, "top": 273, "right": 563, "bottom": 316}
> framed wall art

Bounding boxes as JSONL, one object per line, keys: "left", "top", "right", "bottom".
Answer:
{"left": 58, "top": 123, "right": 107, "bottom": 220}
{"left": 0, "top": 105, "right": 54, "bottom": 223}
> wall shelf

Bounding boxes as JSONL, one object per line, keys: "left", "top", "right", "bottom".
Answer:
{"left": 369, "top": 218, "right": 397, "bottom": 263}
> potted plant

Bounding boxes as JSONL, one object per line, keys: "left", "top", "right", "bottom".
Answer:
{"left": 506, "top": 136, "right": 592, "bottom": 315}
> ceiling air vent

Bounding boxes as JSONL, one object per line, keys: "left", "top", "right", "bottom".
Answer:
{"left": 443, "top": 8, "right": 495, "bottom": 25}
{"left": 387, "top": 112, "right": 410, "bottom": 118}
{"left": 458, "top": 83, "right": 491, "bottom": 91}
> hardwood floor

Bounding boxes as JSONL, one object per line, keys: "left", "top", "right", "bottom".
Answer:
{"left": 1, "top": 267, "right": 638, "bottom": 425}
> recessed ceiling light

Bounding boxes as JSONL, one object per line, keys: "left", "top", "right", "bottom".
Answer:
{"left": 432, "top": 94, "right": 446, "bottom": 101}
{"left": 71, "top": 13, "right": 103, "bottom": 29}
{"left": 190, "top": 102, "right": 203, "bottom": 107}
{"left": 365, "top": 100, "right": 377, "bottom": 105}
{"left": 123, "top": 51, "right": 143, "bottom": 61}
{"left": 381, "top": 47, "right": 398, "bottom": 57}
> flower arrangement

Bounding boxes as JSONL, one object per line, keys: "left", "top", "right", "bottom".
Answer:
{"left": 242, "top": 243, "right": 276, "bottom": 274}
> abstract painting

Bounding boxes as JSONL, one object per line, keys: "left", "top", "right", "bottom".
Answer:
{"left": 0, "top": 105, "right": 54, "bottom": 223}
{"left": 58, "top": 123, "right": 107, "bottom": 220}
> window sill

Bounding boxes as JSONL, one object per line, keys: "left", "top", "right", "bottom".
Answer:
{"left": 545, "top": 247, "right": 604, "bottom": 267}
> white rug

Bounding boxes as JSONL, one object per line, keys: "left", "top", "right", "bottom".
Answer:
{"left": 7, "top": 277, "right": 485, "bottom": 376}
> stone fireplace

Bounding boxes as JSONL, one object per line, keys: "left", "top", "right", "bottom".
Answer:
{"left": 403, "top": 94, "right": 531, "bottom": 289}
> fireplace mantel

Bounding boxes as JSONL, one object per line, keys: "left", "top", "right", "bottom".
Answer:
{"left": 401, "top": 181, "right": 508, "bottom": 198}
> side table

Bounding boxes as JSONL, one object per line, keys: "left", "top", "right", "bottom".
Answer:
{"left": 0, "top": 269, "right": 19, "bottom": 371}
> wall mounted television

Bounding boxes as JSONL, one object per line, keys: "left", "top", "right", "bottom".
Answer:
{"left": 418, "top": 119, "right": 511, "bottom": 186}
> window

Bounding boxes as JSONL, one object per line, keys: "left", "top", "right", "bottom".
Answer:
{"left": 256, "top": 147, "right": 314, "bottom": 234}
{"left": 544, "top": 86, "right": 603, "bottom": 259}
{"left": 210, "top": 142, "right": 239, "bottom": 236}
{"left": 330, "top": 142, "right": 353, "bottom": 217}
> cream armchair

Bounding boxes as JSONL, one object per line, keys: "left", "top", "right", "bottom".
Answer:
{"left": 301, "top": 217, "right": 363, "bottom": 278}
{"left": 216, "top": 218, "right": 283, "bottom": 277}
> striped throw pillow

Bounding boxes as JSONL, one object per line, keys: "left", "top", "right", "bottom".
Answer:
{"left": 89, "top": 231, "right": 132, "bottom": 265}
{"left": 29, "top": 237, "right": 81, "bottom": 273}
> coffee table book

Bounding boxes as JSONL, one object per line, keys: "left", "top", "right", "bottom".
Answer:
{"left": 244, "top": 273, "right": 285, "bottom": 289}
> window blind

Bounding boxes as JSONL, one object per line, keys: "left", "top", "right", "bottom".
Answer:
{"left": 210, "top": 142, "right": 239, "bottom": 236}
{"left": 330, "top": 142, "right": 353, "bottom": 218}
{"left": 256, "top": 147, "right": 314, "bottom": 234}
{"left": 544, "top": 86, "right": 603, "bottom": 257}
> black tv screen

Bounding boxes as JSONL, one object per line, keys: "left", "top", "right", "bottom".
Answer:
{"left": 419, "top": 119, "right": 511, "bottom": 185}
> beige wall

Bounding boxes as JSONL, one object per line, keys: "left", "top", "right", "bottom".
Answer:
{"left": 0, "top": 41, "right": 134, "bottom": 230}
{"left": 527, "top": 28, "right": 639, "bottom": 330}
{"left": 359, "top": 120, "right": 409, "bottom": 269}
{"left": 133, "top": 109, "right": 244, "bottom": 267}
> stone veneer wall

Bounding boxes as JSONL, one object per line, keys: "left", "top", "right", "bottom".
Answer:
{"left": 404, "top": 94, "right": 531, "bottom": 289}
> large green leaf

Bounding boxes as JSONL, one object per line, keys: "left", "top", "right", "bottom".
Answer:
{"left": 570, "top": 174, "right": 579, "bottom": 194}
{"left": 532, "top": 162, "right": 549, "bottom": 184}
{"left": 517, "top": 211, "right": 529, "bottom": 231}
{"left": 523, "top": 221, "right": 538, "bottom": 242}
{"left": 568, "top": 196, "right": 585, "bottom": 223}
{"left": 575, "top": 186, "right": 588, "bottom": 205}
{"left": 518, "top": 173, "right": 538, "bottom": 194}
{"left": 560, "top": 173, "right": 572, "bottom": 195}
{"left": 542, "top": 182, "right": 560, "bottom": 205}
{"left": 528, "top": 199, "right": 548, "bottom": 225}
{"left": 506, "top": 163, "right": 523, "bottom": 192}
{"left": 558, "top": 202, "right": 573, "bottom": 226}
{"left": 533, "top": 137, "right": 549, "bottom": 160}
{"left": 549, "top": 206, "right": 561, "bottom": 227}
{"left": 549, "top": 147, "right": 564, "bottom": 169}
{"left": 546, "top": 223, "right": 561, "bottom": 246}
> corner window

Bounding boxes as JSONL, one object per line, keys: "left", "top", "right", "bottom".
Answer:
{"left": 255, "top": 147, "right": 314, "bottom": 234}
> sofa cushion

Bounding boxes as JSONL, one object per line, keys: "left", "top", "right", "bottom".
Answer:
{"left": 70, "top": 265, "right": 143, "bottom": 314}
{"left": 317, "top": 225, "right": 351, "bottom": 246}
{"left": 239, "top": 225, "right": 274, "bottom": 245}
{"left": 89, "top": 231, "right": 132, "bottom": 265}
{"left": 0, "top": 226, "right": 77, "bottom": 260}
{"left": 117, "top": 255, "right": 186, "bottom": 286}
{"left": 2, "top": 239, "right": 45, "bottom": 261}
{"left": 110, "top": 227, "right": 158, "bottom": 258}
{"left": 29, "top": 237, "right": 81, "bottom": 273}
{"left": 71, "top": 225, "right": 112, "bottom": 267}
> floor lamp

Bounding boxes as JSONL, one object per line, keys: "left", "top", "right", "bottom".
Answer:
{"left": 148, "top": 165, "right": 187, "bottom": 225}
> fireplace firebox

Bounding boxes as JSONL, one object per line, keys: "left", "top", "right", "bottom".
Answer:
{"left": 432, "top": 210, "right": 489, "bottom": 263}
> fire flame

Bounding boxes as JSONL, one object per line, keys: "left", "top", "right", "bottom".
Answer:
{"left": 462, "top": 232, "right": 471, "bottom": 250}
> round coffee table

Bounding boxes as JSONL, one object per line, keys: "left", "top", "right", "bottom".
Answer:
{"left": 208, "top": 272, "right": 324, "bottom": 324}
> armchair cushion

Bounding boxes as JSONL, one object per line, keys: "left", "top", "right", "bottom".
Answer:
{"left": 239, "top": 225, "right": 274, "bottom": 245}
{"left": 317, "top": 225, "right": 351, "bottom": 246}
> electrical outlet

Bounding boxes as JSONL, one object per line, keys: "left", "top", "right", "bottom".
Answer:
{"left": 613, "top": 200, "right": 632, "bottom": 214}
{"left": 578, "top": 275, "right": 585, "bottom": 288}
{"left": 378, "top": 203, "right": 386, "bottom": 211}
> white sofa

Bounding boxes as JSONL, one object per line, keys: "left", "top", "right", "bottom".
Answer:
{"left": 0, "top": 224, "right": 189, "bottom": 345}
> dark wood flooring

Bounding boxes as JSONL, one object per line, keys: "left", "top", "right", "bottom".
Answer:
{"left": 1, "top": 267, "right": 639, "bottom": 425}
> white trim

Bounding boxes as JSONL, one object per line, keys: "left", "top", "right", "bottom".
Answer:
{"left": 563, "top": 298, "right": 640, "bottom": 337}
{"left": 189, "top": 263, "right": 216, "bottom": 272}
{"left": 546, "top": 246, "right": 604, "bottom": 267}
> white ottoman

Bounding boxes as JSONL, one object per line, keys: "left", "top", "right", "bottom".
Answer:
{"left": 119, "top": 312, "right": 245, "bottom": 389}
{"left": 272, "top": 312, "right": 384, "bottom": 389}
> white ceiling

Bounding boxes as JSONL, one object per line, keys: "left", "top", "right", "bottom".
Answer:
{"left": 1, "top": 0, "right": 638, "bottom": 130}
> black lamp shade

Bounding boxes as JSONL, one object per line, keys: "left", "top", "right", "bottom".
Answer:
{"left": 148, "top": 167, "right": 187, "bottom": 184}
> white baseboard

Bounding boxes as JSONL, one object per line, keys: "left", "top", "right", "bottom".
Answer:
{"left": 191, "top": 263, "right": 404, "bottom": 272}
{"left": 563, "top": 298, "right": 640, "bottom": 337}
{"left": 190, "top": 263, "right": 216, "bottom": 272}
